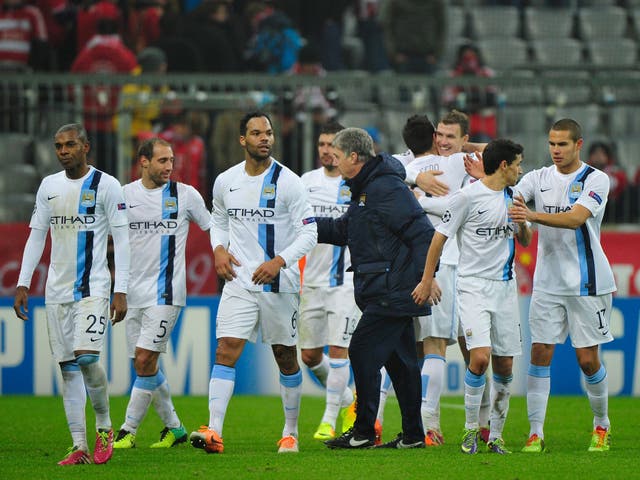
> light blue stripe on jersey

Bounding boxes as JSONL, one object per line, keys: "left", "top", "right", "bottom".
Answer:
{"left": 329, "top": 246, "right": 342, "bottom": 287}
{"left": 158, "top": 235, "right": 171, "bottom": 304}
{"left": 502, "top": 189, "right": 515, "bottom": 281}
{"left": 258, "top": 162, "right": 280, "bottom": 293}
{"left": 74, "top": 172, "right": 99, "bottom": 300}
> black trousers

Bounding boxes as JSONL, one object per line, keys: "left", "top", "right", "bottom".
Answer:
{"left": 349, "top": 311, "right": 423, "bottom": 441}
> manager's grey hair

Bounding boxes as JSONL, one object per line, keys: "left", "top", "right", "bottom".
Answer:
{"left": 332, "top": 127, "right": 376, "bottom": 162}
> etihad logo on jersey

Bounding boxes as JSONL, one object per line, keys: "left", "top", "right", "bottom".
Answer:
{"left": 543, "top": 205, "right": 573, "bottom": 214}
{"left": 475, "top": 224, "right": 516, "bottom": 239}
{"left": 50, "top": 215, "right": 96, "bottom": 226}
{"left": 228, "top": 208, "right": 275, "bottom": 222}
{"left": 312, "top": 204, "right": 349, "bottom": 217}
{"left": 129, "top": 220, "right": 178, "bottom": 231}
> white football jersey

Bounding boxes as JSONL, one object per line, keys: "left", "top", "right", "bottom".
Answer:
{"left": 29, "top": 167, "right": 128, "bottom": 303}
{"left": 300, "top": 167, "right": 352, "bottom": 287}
{"left": 438, "top": 180, "right": 518, "bottom": 280}
{"left": 515, "top": 162, "right": 616, "bottom": 296}
{"left": 123, "top": 179, "right": 212, "bottom": 308}
{"left": 210, "top": 159, "right": 317, "bottom": 293}
{"left": 393, "top": 149, "right": 415, "bottom": 167}
{"left": 406, "top": 152, "right": 469, "bottom": 265}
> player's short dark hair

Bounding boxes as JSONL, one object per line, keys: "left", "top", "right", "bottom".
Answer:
{"left": 240, "top": 111, "right": 273, "bottom": 136}
{"left": 319, "top": 120, "right": 344, "bottom": 136}
{"left": 551, "top": 118, "right": 582, "bottom": 142}
{"left": 137, "top": 137, "right": 171, "bottom": 160}
{"left": 439, "top": 110, "right": 470, "bottom": 137}
{"left": 483, "top": 138, "right": 523, "bottom": 175}
{"left": 55, "top": 123, "right": 89, "bottom": 144}
{"left": 402, "top": 114, "right": 434, "bottom": 155}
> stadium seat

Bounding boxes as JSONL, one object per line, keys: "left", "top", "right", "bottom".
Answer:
{"left": 499, "top": 105, "right": 547, "bottom": 135}
{"left": 631, "top": 8, "right": 640, "bottom": 38}
{"left": 469, "top": 6, "right": 521, "bottom": 39}
{"left": 596, "top": 70, "right": 640, "bottom": 104}
{"left": 500, "top": 70, "right": 544, "bottom": 106}
{"left": 578, "top": 7, "right": 629, "bottom": 40}
{"left": 607, "top": 105, "right": 640, "bottom": 137}
{"left": 587, "top": 39, "right": 638, "bottom": 67}
{"left": 531, "top": 38, "right": 584, "bottom": 68}
{"left": 34, "top": 137, "right": 60, "bottom": 177}
{"left": 542, "top": 70, "right": 593, "bottom": 105}
{"left": 0, "top": 132, "right": 33, "bottom": 166}
{"left": 0, "top": 164, "right": 40, "bottom": 195}
{"left": 550, "top": 103, "right": 601, "bottom": 137}
{"left": 0, "top": 193, "right": 36, "bottom": 222}
{"left": 524, "top": 8, "right": 575, "bottom": 40}
{"left": 476, "top": 38, "right": 529, "bottom": 71}
{"left": 447, "top": 6, "right": 468, "bottom": 39}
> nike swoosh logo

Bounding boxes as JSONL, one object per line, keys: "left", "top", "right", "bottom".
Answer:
{"left": 540, "top": 188, "right": 552, "bottom": 192}
{"left": 128, "top": 204, "right": 142, "bottom": 208}
{"left": 478, "top": 210, "right": 488, "bottom": 215}
{"left": 229, "top": 187, "right": 241, "bottom": 192}
{"left": 153, "top": 339, "right": 163, "bottom": 343}
{"left": 47, "top": 195, "right": 59, "bottom": 200}
{"left": 308, "top": 187, "right": 321, "bottom": 192}
{"left": 90, "top": 337, "right": 100, "bottom": 342}
{"left": 349, "top": 437, "right": 371, "bottom": 447}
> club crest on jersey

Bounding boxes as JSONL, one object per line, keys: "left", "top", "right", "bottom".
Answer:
{"left": 339, "top": 185, "right": 352, "bottom": 203}
{"left": 262, "top": 183, "right": 276, "bottom": 200}
{"left": 465, "top": 328, "right": 472, "bottom": 338}
{"left": 80, "top": 189, "right": 96, "bottom": 207}
{"left": 358, "top": 193, "right": 366, "bottom": 206}
{"left": 164, "top": 197, "right": 178, "bottom": 213}
{"left": 568, "top": 181, "right": 583, "bottom": 200}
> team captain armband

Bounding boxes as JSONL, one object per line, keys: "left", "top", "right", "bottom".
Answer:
{"left": 302, "top": 217, "right": 316, "bottom": 225}
{"left": 588, "top": 191, "right": 602, "bottom": 204}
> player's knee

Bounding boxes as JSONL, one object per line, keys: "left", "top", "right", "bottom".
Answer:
{"left": 272, "top": 344, "right": 298, "bottom": 371}
{"left": 134, "top": 350, "right": 158, "bottom": 375}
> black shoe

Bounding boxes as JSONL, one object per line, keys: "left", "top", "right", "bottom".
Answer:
{"left": 377, "top": 432, "right": 425, "bottom": 449}
{"left": 325, "top": 427, "right": 375, "bottom": 449}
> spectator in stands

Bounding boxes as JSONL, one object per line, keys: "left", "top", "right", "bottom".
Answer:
{"left": 381, "top": 0, "right": 446, "bottom": 76}
{"left": 442, "top": 43, "right": 498, "bottom": 142}
{"left": 117, "top": 47, "right": 169, "bottom": 164}
{"left": 245, "top": 1, "right": 302, "bottom": 74}
{"left": 159, "top": 111, "right": 207, "bottom": 197}
{"left": 71, "top": 18, "right": 138, "bottom": 174}
{"left": 586, "top": 141, "right": 630, "bottom": 223}
{"left": 0, "top": 0, "right": 49, "bottom": 71}
{"left": 76, "top": 0, "right": 123, "bottom": 53}
{"left": 356, "top": 0, "right": 390, "bottom": 72}
{"left": 35, "top": 0, "right": 75, "bottom": 70}
{"left": 127, "top": 0, "right": 166, "bottom": 54}
{"left": 152, "top": 13, "right": 204, "bottom": 72}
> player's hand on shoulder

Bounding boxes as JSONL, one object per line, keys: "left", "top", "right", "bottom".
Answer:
{"left": 464, "top": 153, "right": 484, "bottom": 180}
{"left": 13, "top": 286, "right": 29, "bottom": 321}
{"left": 416, "top": 171, "right": 449, "bottom": 197}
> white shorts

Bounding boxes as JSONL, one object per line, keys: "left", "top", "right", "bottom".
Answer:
{"left": 414, "top": 264, "right": 458, "bottom": 344}
{"left": 46, "top": 297, "right": 110, "bottom": 363}
{"left": 457, "top": 276, "right": 521, "bottom": 357}
{"left": 529, "top": 291, "right": 614, "bottom": 348}
{"left": 124, "top": 305, "right": 182, "bottom": 357}
{"left": 216, "top": 280, "right": 299, "bottom": 346}
{"left": 299, "top": 284, "right": 361, "bottom": 349}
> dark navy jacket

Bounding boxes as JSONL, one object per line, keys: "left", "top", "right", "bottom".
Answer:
{"left": 316, "top": 153, "right": 435, "bottom": 317}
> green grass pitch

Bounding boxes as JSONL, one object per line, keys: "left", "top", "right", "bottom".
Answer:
{"left": 1, "top": 395, "right": 635, "bottom": 479}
